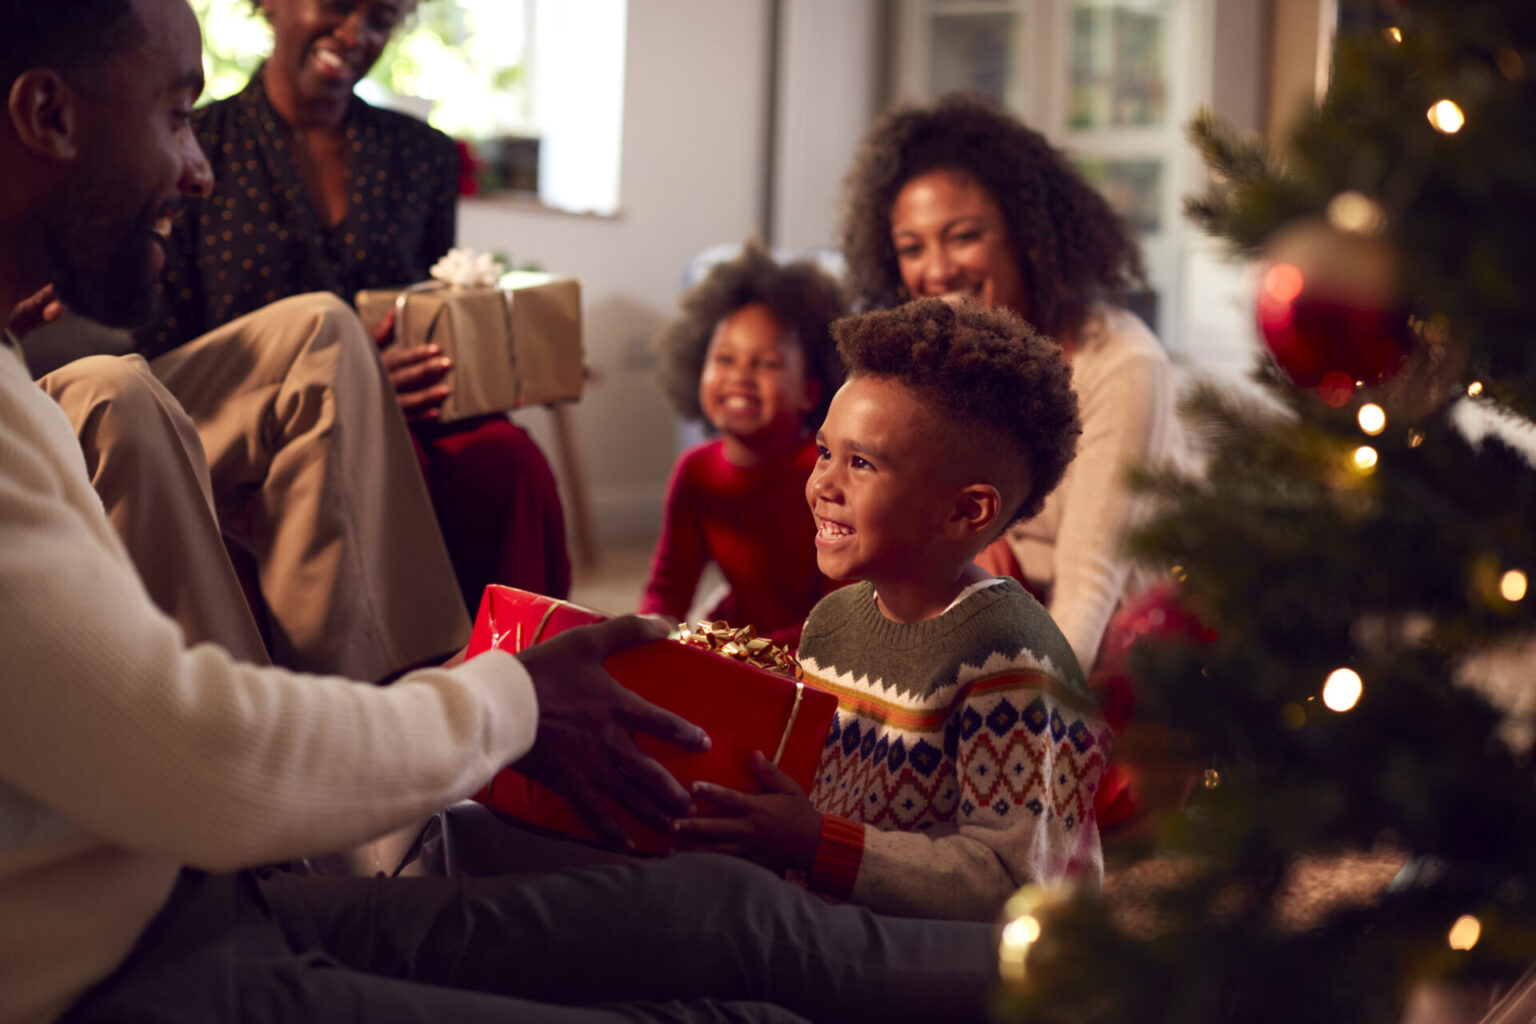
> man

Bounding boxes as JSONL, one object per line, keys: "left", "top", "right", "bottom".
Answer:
{"left": 0, "top": 1, "right": 995, "bottom": 1022}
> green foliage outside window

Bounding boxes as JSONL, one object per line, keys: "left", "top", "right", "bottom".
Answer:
{"left": 186, "top": 0, "right": 531, "bottom": 139}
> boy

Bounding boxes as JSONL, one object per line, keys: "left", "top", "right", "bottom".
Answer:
{"left": 675, "top": 298, "right": 1112, "bottom": 922}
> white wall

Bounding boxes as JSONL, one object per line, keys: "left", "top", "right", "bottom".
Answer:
{"left": 458, "top": 0, "right": 884, "bottom": 547}
{"left": 457, "top": 0, "right": 775, "bottom": 542}
{"left": 772, "top": 0, "right": 883, "bottom": 254}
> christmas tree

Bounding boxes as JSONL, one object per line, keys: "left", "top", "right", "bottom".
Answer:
{"left": 998, "top": 2, "right": 1536, "bottom": 1020}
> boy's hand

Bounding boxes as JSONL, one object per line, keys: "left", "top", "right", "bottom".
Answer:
{"left": 671, "top": 751, "right": 822, "bottom": 873}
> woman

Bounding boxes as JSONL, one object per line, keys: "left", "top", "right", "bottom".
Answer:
{"left": 839, "top": 91, "right": 1190, "bottom": 680}
{"left": 140, "top": 0, "right": 570, "bottom": 612}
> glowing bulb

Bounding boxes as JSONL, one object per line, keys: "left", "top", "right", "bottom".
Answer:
{"left": 1202, "top": 768, "right": 1221, "bottom": 790}
{"left": 1501, "top": 569, "right": 1528, "bottom": 602}
{"left": 1353, "top": 446, "right": 1379, "bottom": 471}
{"left": 1407, "top": 429, "right": 1425, "bottom": 448}
{"left": 1323, "top": 668, "right": 1363, "bottom": 712}
{"left": 1002, "top": 916, "right": 1042, "bottom": 948}
{"left": 1327, "top": 191, "right": 1387, "bottom": 236}
{"left": 1385, "top": 26, "right": 1402, "bottom": 44}
{"left": 1468, "top": 381, "right": 1484, "bottom": 396}
{"left": 1428, "top": 100, "right": 1465, "bottom": 134}
{"left": 1448, "top": 915, "right": 1482, "bottom": 951}
{"left": 998, "top": 883, "right": 1071, "bottom": 986}
{"left": 1357, "top": 404, "right": 1386, "bottom": 435}
{"left": 1172, "top": 564, "right": 1188, "bottom": 583}
{"left": 998, "top": 912, "right": 1043, "bottom": 985}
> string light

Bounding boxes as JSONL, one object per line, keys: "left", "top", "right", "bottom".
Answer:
{"left": 1407, "top": 429, "right": 1425, "bottom": 448}
{"left": 1327, "top": 191, "right": 1387, "bottom": 236}
{"left": 1353, "top": 446, "right": 1379, "bottom": 472}
{"left": 1202, "top": 768, "right": 1221, "bottom": 790}
{"left": 1357, "top": 403, "right": 1386, "bottom": 435}
{"left": 1448, "top": 915, "right": 1482, "bottom": 951}
{"left": 1468, "top": 381, "right": 1484, "bottom": 397}
{"left": 1384, "top": 26, "right": 1402, "bottom": 44}
{"left": 1501, "top": 569, "right": 1528, "bottom": 602}
{"left": 1323, "top": 668, "right": 1363, "bottom": 712}
{"left": 1172, "top": 564, "right": 1188, "bottom": 583}
{"left": 998, "top": 884, "right": 1066, "bottom": 986}
{"left": 1428, "top": 100, "right": 1465, "bottom": 134}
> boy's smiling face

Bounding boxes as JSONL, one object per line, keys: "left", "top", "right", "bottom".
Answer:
{"left": 806, "top": 375, "right": 954, "bottom": 589}
{"left": 698, "top": 303, "right": 818, "bottom": 464}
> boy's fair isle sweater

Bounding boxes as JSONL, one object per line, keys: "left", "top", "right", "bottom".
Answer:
{"left": 801, "top": 579, "right": 1112, "bottom": 921}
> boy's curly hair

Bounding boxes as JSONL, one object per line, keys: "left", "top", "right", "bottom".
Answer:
{"left": 839, "top": 92, "right": 1145, "bottom": 340}
{"left": 833, "top": 298, "right": 1080, "bottom": 526}
{"left": 652, "top": 240, "right": 846, "bottom": 427}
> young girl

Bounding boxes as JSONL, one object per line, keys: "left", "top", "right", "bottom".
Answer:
{"left": 642, "top": 241, "right": 846, "bottom": 646}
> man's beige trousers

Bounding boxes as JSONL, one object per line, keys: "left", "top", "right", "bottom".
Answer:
{"left": 39, "top": 292, "right": 470, "bottom": 681}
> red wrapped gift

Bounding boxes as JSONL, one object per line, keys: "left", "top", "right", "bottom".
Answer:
{"left": 467, "top": 586, "right": 837, "bottom": 854}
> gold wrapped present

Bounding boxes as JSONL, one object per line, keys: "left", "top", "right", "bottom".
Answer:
{"left": 355, "top": 270, "right": 583, "bottom": 423}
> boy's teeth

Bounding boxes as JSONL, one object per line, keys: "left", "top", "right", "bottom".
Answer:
{"left": 315, "top": 50, "right": 345, "bottom": 70}
{"left": 819, "top": 521, "right": 852, "bottom": 539}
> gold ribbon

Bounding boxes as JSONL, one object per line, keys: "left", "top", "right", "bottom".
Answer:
{"left": 771, "top": 681, "right": 805, "bottom": 768}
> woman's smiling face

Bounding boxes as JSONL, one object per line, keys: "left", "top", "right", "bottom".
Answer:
{"left": 889, "top": 168, "right": 1028, "bottom": 320}
{"left": 263, "top": 0, "right": 412, "bottom": 123}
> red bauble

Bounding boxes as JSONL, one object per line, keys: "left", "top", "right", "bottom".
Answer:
{"left": 1256, "top": 218, "right": 1412, "bottom": 395}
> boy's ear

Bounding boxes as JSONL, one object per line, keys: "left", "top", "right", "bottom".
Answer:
{"left": 946, "top": 483, "right": 1002, "bottom": 542}
{"left": 8, "top": 69, "right": 84, "bottom": 162}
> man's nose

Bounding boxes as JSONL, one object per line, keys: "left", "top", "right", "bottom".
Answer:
{"left": 180, "top": 136, "right": 214, "bottom": 198}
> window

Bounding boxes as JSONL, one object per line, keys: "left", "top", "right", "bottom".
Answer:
{"left": 188, "top": 0, "right": 626, "bottom": 215}
{"left": 893, "top": 0, "right": 1216, "bottom": 346}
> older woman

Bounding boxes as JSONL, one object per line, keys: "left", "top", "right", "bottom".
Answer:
{"left": 140, "top": 0, "right": 570, "bottom": 612}
{"left": 839, "top": 91, "right": 1190, "bottom": 679}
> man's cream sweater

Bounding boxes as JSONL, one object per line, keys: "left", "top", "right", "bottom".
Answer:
{"left": 0, "top": 341, "right": 537, "bottom": 1024}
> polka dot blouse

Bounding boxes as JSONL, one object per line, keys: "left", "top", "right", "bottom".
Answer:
{"left": 138, "top": 69, "right": 460, "bottom": 358}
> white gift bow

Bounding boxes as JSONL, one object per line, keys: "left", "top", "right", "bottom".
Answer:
{"left": 430, "top": 247, "right": 506, "bottom": 288}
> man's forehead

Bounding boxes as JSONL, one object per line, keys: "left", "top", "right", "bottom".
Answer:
{"left": 120, "top": 0, "right": 205, "bottom": 84}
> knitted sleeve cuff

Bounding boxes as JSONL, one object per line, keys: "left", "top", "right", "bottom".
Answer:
{"left": 808, "top": 813, "right": 865, "bottom": 898}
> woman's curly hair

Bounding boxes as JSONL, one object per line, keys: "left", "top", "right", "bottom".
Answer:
{"left": 839, "top": 92, "right": 1145, "bottom": 340}
{"left": 833, "top": 298, "right": 1080, "bottom": 526}
{"left": 652, "top": 240, "right": 846, "bottom": 427}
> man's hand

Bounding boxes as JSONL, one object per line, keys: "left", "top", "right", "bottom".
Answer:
{"left": 370, "top": 308, "right": 452, "bottom": 422}
{"left": 7, "top": 284, "right": 64, "bottom": 339}
{"left": 514, "top": 615, "right": 711, "bottom": 852}
{"left": 671, "top": 751, "right": 822, "bottom": 873}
